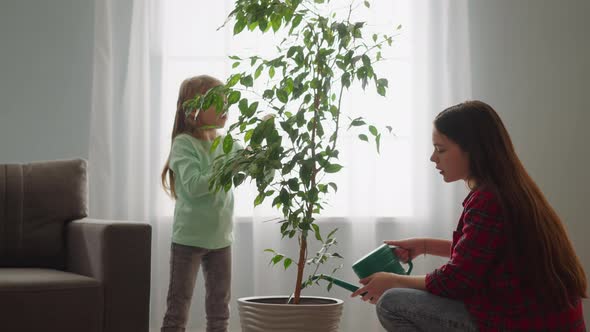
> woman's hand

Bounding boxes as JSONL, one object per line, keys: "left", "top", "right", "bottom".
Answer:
{"left": 384, "top": 238, "right": 426, "bottom": 263}
{"left": 350, "top": 272, "right": 399, "bottom": 304}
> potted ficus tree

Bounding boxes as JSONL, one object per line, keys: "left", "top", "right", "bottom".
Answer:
{"left": 185, "top": 0, "right": 398, "bottom": 330}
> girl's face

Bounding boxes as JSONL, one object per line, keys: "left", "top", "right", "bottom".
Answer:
{"left": 197, "top": 104, "right": 228, "bottom": 128}
{"left": 430, "top": 127, "right": 470, "bottom": 183}
{"left": 185, "top": 98, "right": 228, "bottom": 130}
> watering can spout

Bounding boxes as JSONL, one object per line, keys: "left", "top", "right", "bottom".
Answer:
{"left": 308, "top": 274, "right": 360, "bottom": 292}
{"left": 305, "top": 244, "right": 413, "bottom": 294}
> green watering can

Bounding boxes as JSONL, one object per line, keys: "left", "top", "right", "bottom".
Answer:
{"left": 309, "top": 244, "right": 413, "bottom": 293}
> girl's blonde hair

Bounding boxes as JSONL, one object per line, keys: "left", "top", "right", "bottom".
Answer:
{"left": 161, "top": 75, "right": 223, "bottom": 198}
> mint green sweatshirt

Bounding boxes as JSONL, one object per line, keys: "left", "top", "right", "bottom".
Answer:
{"left": 169, "top": 133, "right": 239, "bottom": 249}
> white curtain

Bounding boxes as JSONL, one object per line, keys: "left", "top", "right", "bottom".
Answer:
{"left": 89, "top": 1, "right": 472, "bottom": 331}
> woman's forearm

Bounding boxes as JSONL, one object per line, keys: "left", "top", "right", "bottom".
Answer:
{"left": 425, "top": 238, "right": 452, "bottom": 258}
{"left": 394, "top": 274, "right": 426, "bottom": 291}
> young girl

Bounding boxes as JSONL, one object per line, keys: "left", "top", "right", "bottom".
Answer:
{"left": 351, "top": 100, "right": 587, "bottom": 331}
{"left": 161, "top": 75, "right": 238, "bottom": 332}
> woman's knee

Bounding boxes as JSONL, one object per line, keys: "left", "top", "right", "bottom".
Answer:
{"left": 377, "top": 288, "right": 414, "bottom": 317}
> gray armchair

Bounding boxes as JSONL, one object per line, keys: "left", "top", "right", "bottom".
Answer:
{"left": 0, "top": 159, "right": 151, "bottom": 332}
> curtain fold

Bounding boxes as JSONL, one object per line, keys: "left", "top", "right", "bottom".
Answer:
{"left": 89, "top": 1, "right": 472, "bottom": 331}
{"left": 89, "top": 0, "right": 163, "bottom": 221}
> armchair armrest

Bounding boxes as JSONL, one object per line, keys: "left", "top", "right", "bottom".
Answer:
{"left": 66, "top": 218, "right": 151, "bottom": 332}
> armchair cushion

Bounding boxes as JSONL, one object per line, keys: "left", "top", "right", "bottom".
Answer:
{"left": 0, "top": 268, "right": 102, "bottom": 332}
{"left": 0, "top": 159, "right": 88, "bottom": 268}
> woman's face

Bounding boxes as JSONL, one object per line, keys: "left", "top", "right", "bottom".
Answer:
{"left": 430, "top": 127, "right": 470, "bottom": 183}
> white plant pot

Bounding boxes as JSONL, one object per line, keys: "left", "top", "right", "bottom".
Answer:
{"left": 237, "top": 296, "right": 344, "bottom": 332}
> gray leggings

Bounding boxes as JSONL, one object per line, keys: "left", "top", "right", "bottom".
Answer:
{"left": 376, "top": 288, "right": 478, "bottom": 332}
{"left": 161, "top": 243, "right": 232, "bottom": 332}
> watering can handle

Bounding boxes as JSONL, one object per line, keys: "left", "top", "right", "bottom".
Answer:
{"left": 389, "top": 245, "right": 414, "bottom": 275}
{"left": 406, "top": 260, "right": 413, "bottom": 275}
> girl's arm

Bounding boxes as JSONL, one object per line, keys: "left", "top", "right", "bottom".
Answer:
{"left": 169, "top": 136, "right": 211, "bottom": 198}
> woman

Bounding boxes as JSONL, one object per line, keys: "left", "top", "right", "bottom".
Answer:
{"left": 351, "top": 100, "right": 587, "bottom": 331}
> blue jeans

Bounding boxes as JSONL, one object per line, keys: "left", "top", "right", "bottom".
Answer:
{"left": 376, "top": 288, "right": 478, "bottom": 332}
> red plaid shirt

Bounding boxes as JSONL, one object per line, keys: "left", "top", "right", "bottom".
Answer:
{"left": 425, "top": 190, "right": 586, "bottom": 331}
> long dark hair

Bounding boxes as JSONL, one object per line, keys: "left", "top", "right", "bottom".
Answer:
{"left": 161, "top": 75, "right": 222, "bottom": 198}
{"left": 435, "top": 100, "right": 587, "bottom": 307}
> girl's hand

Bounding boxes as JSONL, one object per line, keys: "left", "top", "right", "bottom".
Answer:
{"left": 350, "top": 272, "right": 398, "bottom": 304}
{"left": 384, "top": 238, "right": 426, "bottom": 263}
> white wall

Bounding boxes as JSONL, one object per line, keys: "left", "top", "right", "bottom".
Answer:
{"left": 468, "top": 0, "right": 590, "bottom": 320}
{"left": 0, "top": 0, "right": 94, "bottom": 163}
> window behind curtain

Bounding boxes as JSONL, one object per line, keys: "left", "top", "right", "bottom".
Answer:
{"left": 159, "top": 0, "right": 416, "bottom": 218}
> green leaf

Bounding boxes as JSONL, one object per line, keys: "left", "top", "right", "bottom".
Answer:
{"left": 279, "top": 188, "right": 290, "bottom": 205}
{"left": 369, "top": 125, "right": 378, "bottom": 136}
{"left": 359, "top": 134, "right": 369, "bottom": 142}
{"left": 276, "top": 89, "right": 289, "bottom": 103}
{"left": 312, "top": 223, "right": 322, "bottom": 242}
{"left": 288, "top": 178, "right": 299, "bottom": 191}
{"left": 328, "top": 182, "right": 338, "bottom": 192}
{"left": 341, "top": 72, "right": 351, "bottom": 88}
{"left": 372, "top": 33, "right": 377, "bottom": 42}
{"left": 271, "top": 16, "right": 281, "bottom": 32}
{"left": 324, "top": 164, "right": 343, "bottom": 173}
{"left": 292, "top": 15, "right": 303, "bottom": 30}
{"left": 248, "top": 101, "right": 259, "bottom": 116}
{"left": 269, "top": 66, "right": 275, "bottom": 78}
{"left": 210, "top": 136, "right": 221, "bottom": 152}
{"left": 233, "top": 173, "right": 246, "bottom": 186}
{"left": 283, "top": 258, "right": 292, "bottom": 269}
{"left": 245, "top": 128, "right": 254, "bottom": 141}
{"left": 348, "top": 118, "right": 366, "bottom": 129}
{"left": 259, "top": 18, "right": 269, "bottom": 32}
{"left": 271, "top": 254, "right": 284, "bottom": 265}
{"left": 364, "top": 0, "right": 371, "bottom": 8}
{"left": 232, "top": 62, "right": 240, "bottom": 68}
{"left": 362, "top": 55, "right": 371, "bottom": 67}
{"left": 223, "top": 134, "right": 234, "bottom": 153}
{"left": 376, "top": 133, "right": 381, "bottom": 153}
{"left": 329, "top": 106, "right": 339, "bottom": 117}
{"left": 327, "top": 228, "right": 338, "bottom": 239}
{"left": 254, "top": 194, "right": 265, "bottom": 206}
{"left": 248, "top": 21, "right": 258, "bottom": 31}
{"left": 227, "top": 74, "right": 241, "bottom": 88}
{"left": 238, "top": 99, "right": 249, "bottom": 115}
{"left": 240, "top": 75, "right": 254, "bottom": 87}
{"left": 254, "top": 65, "right": 264, "bottom": 79}
{"left": 227, "top": 91, "right": 241, "bottom": 105}
{"left": 262, "top": 89, "right": 274, "bottom": 99}
{"left": 234, "top": 20, "right": 246, "bottom": 35}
